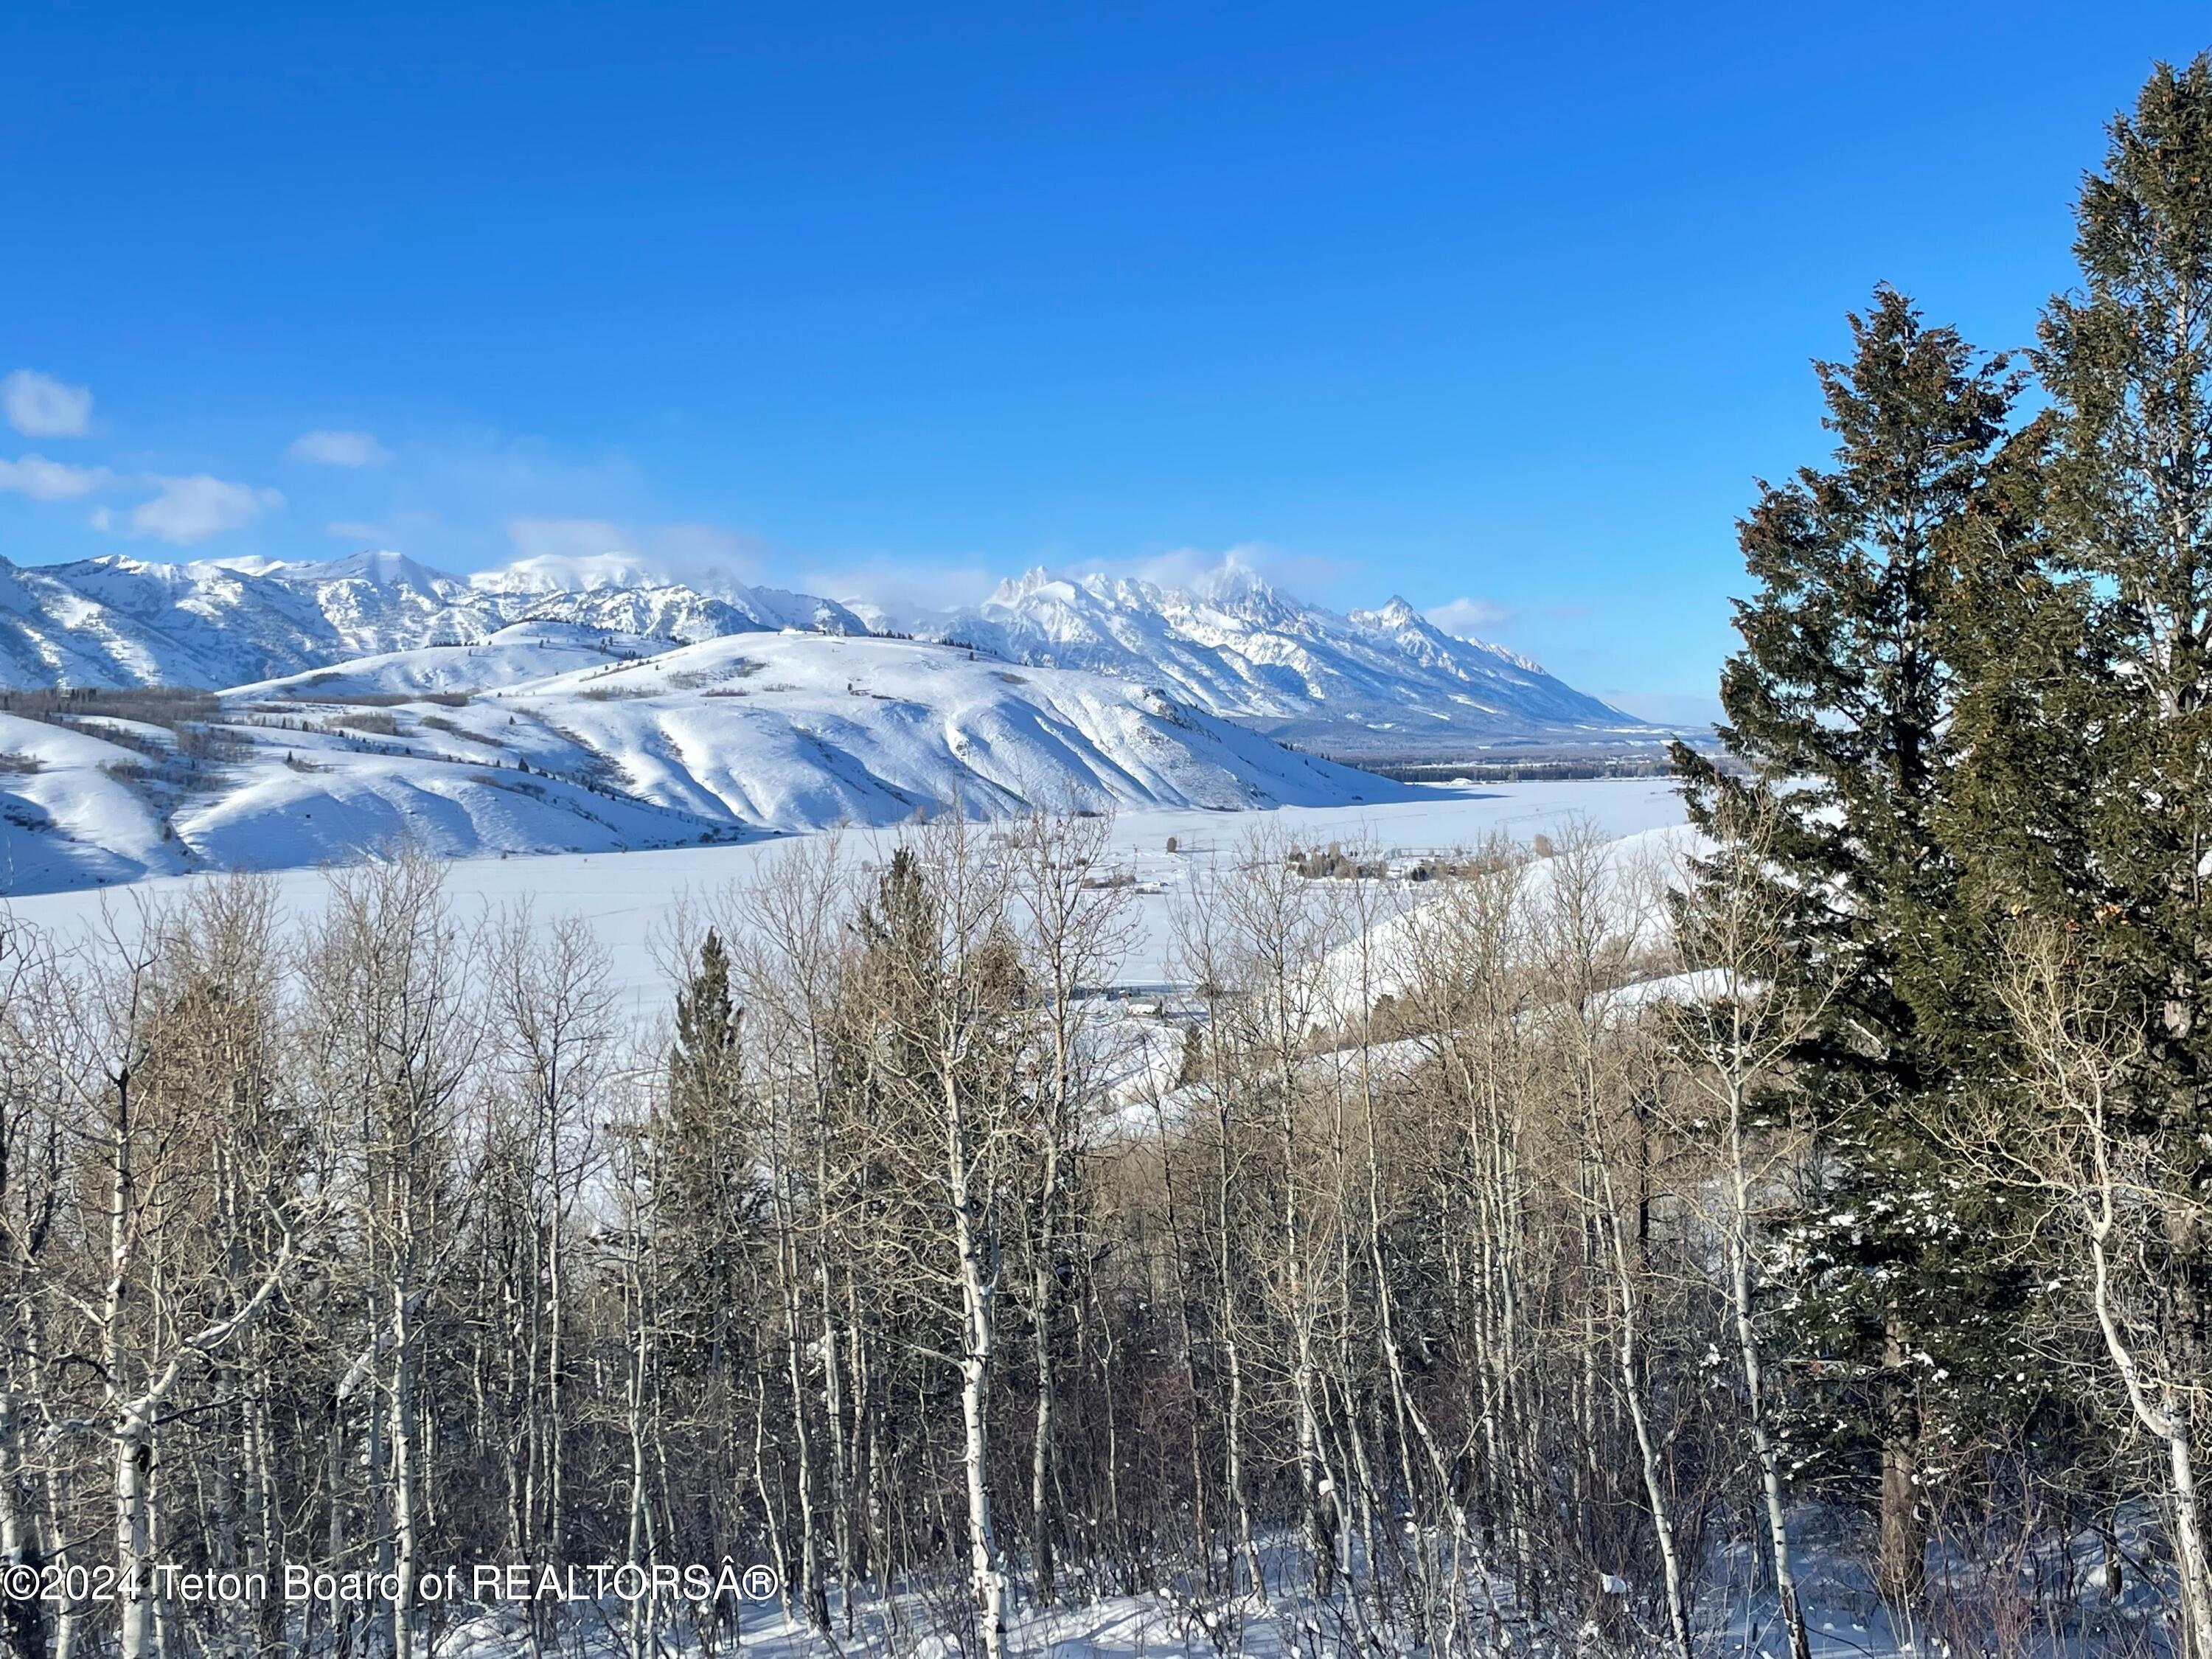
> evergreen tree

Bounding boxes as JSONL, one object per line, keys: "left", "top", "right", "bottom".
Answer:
{"left": 658, "top": 929, "right": 754, "bottom": 1397}
{"left": 2037, "top": 54, "right": 2212, "bottom": 1105}
{"left": 1674, "top": 287, "right": 2034, "bottom": 1612}
{"left": 2017, "top": 57, "right": 2212, "bottom": 1599}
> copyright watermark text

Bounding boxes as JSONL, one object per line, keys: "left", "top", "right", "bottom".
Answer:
{"left": 2, "top": 1560, "right": 782, "bottom": 1607}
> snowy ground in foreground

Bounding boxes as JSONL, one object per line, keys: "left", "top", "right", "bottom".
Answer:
{"left": 420, "top": 1514, "right": 2168, "bottom": 1659}
{"left": 0, "top": 778, "right": 1686, "bottom": 1018}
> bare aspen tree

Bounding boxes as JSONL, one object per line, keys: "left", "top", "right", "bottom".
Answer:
{"left": 1001, "top": 809, "right": 1136, "bottom": 1606}
{"left": 1531, "top": 825, "right": 1694, "bottom": 1658}
{"left": 0, "top": 919, "right": 58, "bottom": 1659}
{"left": 608, "top": 1100, "right": 667, "bottom": 1659}
{"left": 1214, "top": 831, "right": 1348, "bottom": 1597}
{"left": 1397, "top": 836, "right": 1542, "bottom": 1622}
{"left": 38, "top": 886, "right": 307, "bottom": 1659}
{"left": 1989, "top": 925, "right": 2212, "bottom": 1658}
{"left": 1670, "top": 806, "right": 1826, "bottom": 1659}
{"left": 856, "top": 820, "right": 1023, "bottom": 1658}
{"left": 299, "top": 855, "right": 479, "bottom": 1659}
{"left": 486, "top": 904, "right": 614, "bottom": 1635}
{"left": 729, "top": 834, "right": 862, "bottom": 1633}
{"left": 1171, "top": 866, "right": 1269, "bottom": 1602}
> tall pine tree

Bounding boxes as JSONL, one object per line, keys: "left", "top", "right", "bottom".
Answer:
{"left": 1675, "top": 287, "right": 2034, "bottom": 1613}
{"left": 2019, "top": 58, "right": 2212, "bottom": 1633}
{"left": 2037, "top": 54, "right": 2212, "bottom": 1114}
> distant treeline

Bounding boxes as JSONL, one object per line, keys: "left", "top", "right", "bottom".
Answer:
{"left": 1344, "top": 751, "right": 1688, "bottom": 782}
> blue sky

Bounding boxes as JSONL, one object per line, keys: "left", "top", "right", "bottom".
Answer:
{"left": 2, "top": 1, "right": 2205, "bottom": 718}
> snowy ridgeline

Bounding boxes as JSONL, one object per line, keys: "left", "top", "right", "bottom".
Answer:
{"left": 0, "top": 549, "right": 1659, "bottom": 749}
{"left": 0, "top": 617, "right": 1686, "bottom": 897}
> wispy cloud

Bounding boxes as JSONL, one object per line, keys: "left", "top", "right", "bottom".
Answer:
{"left": 126, "top": 476, "right": 284, "bottom": 545}
{"left": 0, "top": 455, "right": 114, "bottom": 501}
{"left": 2, "top": 370, "right": 93, "bottom": 439}
{"left": 499, "top": 518, "right": 768, "bottom": 590}
{"left": 288, "top": 428, "right": 391, "bottom": 467}
{"left": 803, "top": 540, "right": 1362, "bottom": 622}
{"left": 1074, "top": 541, "right": 1357, "bottom": 599}
{"left": 1425, "top": 597, "right": 1514, "bottom": 638}
{"left": 799, "top": 556, "right": 1001, "bottom": 618}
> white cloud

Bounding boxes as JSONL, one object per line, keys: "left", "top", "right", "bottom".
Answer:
{"left": 1, "top": 370, "right": 93, "bottom": 438}
{"left": 289, "top": 428, "right": 391, "bottom": 467}
{"left": 498, "top": 518, "right": 767, "bottom": 592}
{"left": 0, "top": 455, "right": 114, "bottom": 501}
{"left": 1426, "top": 597, "right": 1514, "bottom": 639}
{"left": 653, "top": 521, "right": 765, "bottom": 577}
{"left": 1073, "top": 541, "right": 1356, "bottom": 600}
{"left": 129, "top": 476, "right": 283, "bottom": 545}
{"left": 507, "top": 517, "right": 636, "bottom": 566}
{"left": 800, "top": 557, "right": 1001, "bottom": 619}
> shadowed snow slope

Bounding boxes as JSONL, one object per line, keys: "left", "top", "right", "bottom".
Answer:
{"left": 0, "top": 632, "right": 1416, "bottom": 891}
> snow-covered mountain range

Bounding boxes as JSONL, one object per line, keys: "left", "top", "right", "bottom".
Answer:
{"left": 0, "top": 549, "right": 1646, "bottom": 755}
{"left": 867, "top": 566, "right": 1647, "bottom": 755}
{"left": 0, "top": 549, "right": 1663, "bottom": 890}
{"left": 0, "top": 549, "right": 866, "bottom": 691}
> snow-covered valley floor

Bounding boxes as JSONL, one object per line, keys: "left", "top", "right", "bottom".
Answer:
{"left": 0, "top": 777, "right": 1686, "bottom": 1016}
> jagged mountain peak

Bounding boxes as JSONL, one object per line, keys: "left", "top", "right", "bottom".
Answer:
{"left": 1356, "top": 595, "right": 1424, "bottom": 629}
{"left": 1189, "top": 559, "right": 1276, "bottom": 605}
{"left": 987, "top": 565, "right": 1068, "bottom": 607}
{"left": 0, "top": 549, "right": 866, "bottom": 690}
{"left": 879, "top": 565, "right": 1645, "bottom": 757}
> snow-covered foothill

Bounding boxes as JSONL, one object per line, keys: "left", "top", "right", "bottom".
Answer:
{"left": 0, "top": 631, "right": 1438, "bottom": 893}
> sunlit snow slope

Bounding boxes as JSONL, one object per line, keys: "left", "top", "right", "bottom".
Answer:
{"left": 0, "top": 633, "right": 1413, "bottom": 891}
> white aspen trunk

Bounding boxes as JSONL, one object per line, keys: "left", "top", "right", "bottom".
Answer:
{"left": 1274, "top": 1038, "right": 1335, "bottom": 1599}
{"left": 771, "top": 1160, "right": 830, "bottom": 1633}
{"left": 1213, "top": 1100, "right": 1264, "bottom": 1601}
{"left": 625, "top": 1197, "right": 658, "bottom": 1659}
{"left": 816, "top": 1158, "right": 856, "bottom": 1624}
{"left": 327, "top": 1398, "right": 352, "bottom": 1659}
{"left": 546, "top": 1194, "right": 565, "bottom": 1559}
{"left": 104, "top": 1082, "right": 157, "bottom": 1659}
{"left": 945, "top": 1069, "right": 1007, "bottom": 1659}
{"left": 2166, "top": 1430, "right": 2212, "bottom": 1659}
{"left": 113, "top": 1413, "right": 154, "bottom": 1659}
{"left": 1029, "top": 1127, "right": 1061, "bottom": 1607}
{"left": 1728, "top": 1079, "right": 1810, "bottom": 1659}
{"left": 1600, "top": 1183, "right": 1691, "bottom": 1659}
{"left": 390, "top": 1272, "right": 420, "bottom": 1659}
{"left": 2087, "top": 1197, "right": 2212, "bottom": 1659}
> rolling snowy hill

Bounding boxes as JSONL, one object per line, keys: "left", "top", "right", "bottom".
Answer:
{"left": 872, "top": 565, "right": 1653, "bottom": 756}
{"left": 0, "top": 631, "right": 1414, "bottom": 892}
